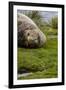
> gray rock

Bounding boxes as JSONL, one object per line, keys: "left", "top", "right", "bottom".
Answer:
{"left": 17, "top": 13, "right": 46, "bottom": 48}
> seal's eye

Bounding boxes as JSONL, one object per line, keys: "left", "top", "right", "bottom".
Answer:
{"left": 27, "top": 33, "right": 30, "bottom": 36}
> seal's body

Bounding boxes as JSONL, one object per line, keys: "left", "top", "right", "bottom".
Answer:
{"left": 18, "top": 13, "right": 46, "bottom": 48}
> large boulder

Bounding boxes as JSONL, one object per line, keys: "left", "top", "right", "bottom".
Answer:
{"left": 17, "top": 13, "right": 46, "bottom": 48}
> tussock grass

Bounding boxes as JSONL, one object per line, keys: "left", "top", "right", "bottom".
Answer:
{"left": 18, "top": 37, "right": 58, "bottom": 79}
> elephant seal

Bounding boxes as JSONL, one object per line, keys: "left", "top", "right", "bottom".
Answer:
{"left": 17, "top": 13, "right": 46, "bottom": 48}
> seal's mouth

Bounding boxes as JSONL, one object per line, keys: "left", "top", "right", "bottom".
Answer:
{"left": 27, "top": 37, "right": 38, "bottom": 43}
{"left": 25, "top": 37, "right": 38, "bottom": 48}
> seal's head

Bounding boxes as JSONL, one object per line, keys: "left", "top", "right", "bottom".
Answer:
{"left": 18, "top": 14, "right": 46, "bottom": 48}
{"left": 24, "top": 29, "right": 39, "bottom": 48}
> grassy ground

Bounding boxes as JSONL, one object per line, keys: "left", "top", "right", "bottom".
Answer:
{"left": 17, "top": 33, "right": 58, "bottom": 79}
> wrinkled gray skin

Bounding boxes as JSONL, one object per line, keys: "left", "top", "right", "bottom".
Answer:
{"left": 18, "top": 13, "right": 46, "bottom": 48}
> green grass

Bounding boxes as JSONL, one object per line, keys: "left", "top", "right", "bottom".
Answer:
{"left": 17, "top": 37, "right": 58, "bottom": 79}
{"left": 41, "top": 27, "right": 58, "bottom": 36}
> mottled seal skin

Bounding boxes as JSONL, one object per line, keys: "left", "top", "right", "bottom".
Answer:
{"left": 18, "top": 13, "right": 46, "bottom": 48}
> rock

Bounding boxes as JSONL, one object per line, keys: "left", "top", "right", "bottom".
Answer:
{"left": 17, "top": 13, "right": 46, "bottom": 48}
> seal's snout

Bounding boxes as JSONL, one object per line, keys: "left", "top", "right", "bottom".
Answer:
{"left": 27, "top": 36, "right": 33, "bottom": 42}
{"left": 18, "top": 14, "right": 46, "bottom": 48}
{"left": 27, "top": 36, "right": 38, "bottom": 44}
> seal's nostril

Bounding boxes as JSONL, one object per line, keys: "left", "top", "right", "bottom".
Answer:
{"left": 28, "top": 33, "right": 30, "bottom": 36}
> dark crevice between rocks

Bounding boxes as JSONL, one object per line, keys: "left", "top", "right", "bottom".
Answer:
{"left": 18, "top": 67, "right": 46, "bottom": 74}
{"left": 18, "top": 69, "right": 31, "bottom": 74}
